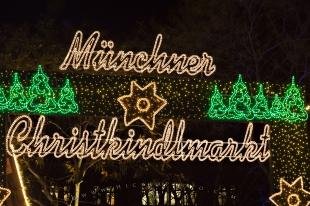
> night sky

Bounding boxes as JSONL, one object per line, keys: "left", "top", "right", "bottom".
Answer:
{"left": 0, "top": 0, "right": 309, "bottom": 95}
{"left": 0, "top": 0, "right": 175, "bottom": 31}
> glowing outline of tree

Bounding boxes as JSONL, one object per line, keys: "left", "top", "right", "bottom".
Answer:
{"left": 58, "top": 78, "right": 79, "bottom": 114}
{"left": 282, "top": 76, "right": 308, "bottom": 122}
{"left": 226, "top": 74, "right": 253, "bottom": 120}
{"left": 27, "top": 65, "right": 58, "bottom": 114}
{"left": 207, "top": 85, "right": 227, "bottom": 119}
{"left": 270, "top": 94, "right": 286, "bottom": 120}
{"left": 252, "top": 84, "right": 270, "bottom": 120}
{"left": 7, "top": 73, "right": 28, "bottom": 112}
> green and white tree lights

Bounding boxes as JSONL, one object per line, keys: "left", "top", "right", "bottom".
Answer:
{"left": 0, "top": 65, "right": 79, "bottom": 115}
{"left": 252, "top": 84, "right": 270, "bottom": 120}
{"left": 270, "top": 94, "right": 286, "bottom": 120}
{"left": 8, "top": 73, "right": 28, "bottom": 112}
{"left": 27, "top": 65, "right": 58, "bottom": 114}
{"left": 283, "top": 76, "right": 308, "bottom": 122}
{"left": 0, "top": 67, "right": 306, "bottom": 121}
{"left": 226, "top": 74, "right": 253, "bottom": 120}
{"left": 58, "top": 79, "right": 79, "bottom": 114}
{"left": 207, "top": 85, "right": 226, "bottom": 119}
{"left": 206, "top": 75, "right": 308, "bottom": 122}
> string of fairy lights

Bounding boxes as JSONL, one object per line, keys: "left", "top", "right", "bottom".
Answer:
{"left": 0, "top": 116, "right": 5, "bottom": 187}
{"left": 271, "top": 122, "right": 309, "bottom": 189}
{"left": 0, "top": 67, "right": 307, "bottom": 121}
{"left": 0, "top": 66, "right": 308, "bottom": 193}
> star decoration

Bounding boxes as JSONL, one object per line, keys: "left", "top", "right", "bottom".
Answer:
{"left": 118, "top": 81, "right": 167, "bottom": 130}
{"left": 0, "top": 187, "right": 11, "bottom": 206}
{"left": 269, "top": 177, "right": 310, "bottom": 206}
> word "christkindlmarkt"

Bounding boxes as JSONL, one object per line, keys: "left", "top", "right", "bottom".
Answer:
{"left": 59, "top": 31, "right": 216, "bottom": 77}
{"left": 6, "top": 115, "right": 270, "bottom": 162}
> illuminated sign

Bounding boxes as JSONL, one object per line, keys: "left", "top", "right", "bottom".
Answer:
{"left": 59, "top": 31, "right": 216, "bottom": 77}
{"left": 7, "top": 115, "right": 270, "bottom": 162}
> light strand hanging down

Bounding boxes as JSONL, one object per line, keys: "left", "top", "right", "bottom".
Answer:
{"left": 11, "top": 148, "right": 31, "bottom": 206}
{"left": 59, "top": 31, "right": 216, "bottom": 77}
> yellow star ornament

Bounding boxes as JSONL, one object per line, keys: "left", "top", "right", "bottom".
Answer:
{"left": 0, "top": 187, "right": 11, "bottom": 206}
{"left": 269, "top": 177, "right": 310, "bottom": 206}
{"left": 118, "top": 81, "right": 167, "bottom": 130}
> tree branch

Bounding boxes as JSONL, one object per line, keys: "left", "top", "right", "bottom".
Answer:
{"left": 24, "top": 160, "right": 57, "bottom": 205}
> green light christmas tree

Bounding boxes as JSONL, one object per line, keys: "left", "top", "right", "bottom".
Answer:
{"left": 58, "top": 79, "right": 79, "bottom": 114}
{"left": 207, "top": 85, "right": 227, "bottom": 119}
{"left": 252, "top": 84, "right": 270, "bottom": 120}
{"left": 7, "top": 73, "right": 28, "bottom": 112}
{"left": 226, "top": 74, "right": 253, "bottom": 120}
{"left": 27, "top": 65, "right": 58, "bottom": 114}
{"left": 270, "top": 94, "right": 286, "bottom": 120}
{"left": 282, "top": 76, "right": 308, "bottom": 122}
{"left": 0, "top": 86, "right": 8, "bottom": 112}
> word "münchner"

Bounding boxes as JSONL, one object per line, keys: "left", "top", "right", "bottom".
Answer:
{"left": 59, "top": 31, "right": 216, "bottom": 77}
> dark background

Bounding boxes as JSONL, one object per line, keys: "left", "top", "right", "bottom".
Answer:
{"left": 0, "top": 0, "right": 310, "bottom": 90}
{"left": 0, "top": 0, "right": 309, "bottom": 205}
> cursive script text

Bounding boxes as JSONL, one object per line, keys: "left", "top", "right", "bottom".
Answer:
{"left": 6, "top": 115, "right": 270, "bottom": 162}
